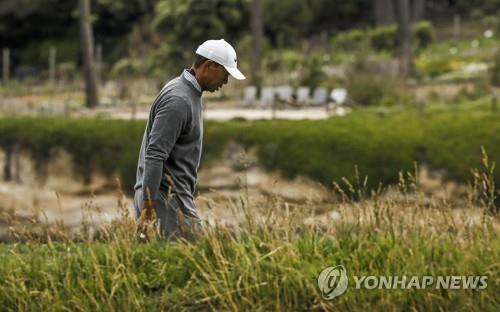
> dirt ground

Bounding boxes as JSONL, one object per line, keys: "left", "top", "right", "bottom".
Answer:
{"left": 0, "top": 144, "right": 493, "bottom": 242}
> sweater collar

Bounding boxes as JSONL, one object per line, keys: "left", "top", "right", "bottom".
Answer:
{"left": 182, "top": 69, "right": 202, "bottom": 94}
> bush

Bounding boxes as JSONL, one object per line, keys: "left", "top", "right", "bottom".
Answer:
{"left": 331, "top": 29, "right": 367, "bottom": 51}
{"left": 300, "top": 54, "right": 326, "bottom": 89}
{"left": 413, "top": 20, "right": 435, "bottom": 50}
{"left": 369, "top": 25, "right": 396, "bottom": 52}
{"left": 281, "top": 50, "right": 302, "bottom": 71}
{"left": 415, "top": 56, "right": 455, "bottom": 78}
{"left": 111, "top": 58, "right": 143, "bottom": 78}
{"left": 332, "top": 22, "right": 435, "bottom": 54}
{"left": 345, "top": 72, "right": 409, "bottom": 106}
{"left": 0, "top": 111, "right": 498, "bottom": 196}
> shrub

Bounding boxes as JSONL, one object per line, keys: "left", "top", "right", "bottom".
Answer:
{"left": 300, "top": 54, "right": 325, "bottom": 89}
{"left": 345, "top": 72, "right": 405, "bottom": 106}
{"left": 281, "top": 50, "right": 302, "bottom": 71}
{"left": 0, "top": 111, "right": 499, "bottom": 197}
{"left": 111, "top": 58, "right": 143, "bottom": 78}
{"left": 413, "top": 20, "right": 435, "bottom": 50}
{"left": 369, "top": 25, "right": 397, "bottom": 52}
{"left": 415, "top": 56, "right": 454, "bottom": 78}
{"left": 331, "top": 29, "right": 367, "bottom": 51}
{"left": 332, "top": 22, "right": 435, "bottom": 55}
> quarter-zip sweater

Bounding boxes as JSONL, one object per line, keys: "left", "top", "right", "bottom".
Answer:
{"left": 134, "top": 70, "right": 203, "bottom": 216}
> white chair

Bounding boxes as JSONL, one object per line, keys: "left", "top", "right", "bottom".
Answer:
{"left": 296, "top": 87, "right": 310, "bottom": 106}
{"left": 275, "top": 85, "right": 293, "bottom": 102}
{"left": 260, "top": 87, "right": 275, "bottom": 108}
{"left": 330, "top": 88, "right": 347, "bottom": 105}
{"left": 243, "top": 86, "right": 257, "bottom": 107}
{"left": 311, "top": 87, "right": 328, "bottom": 106}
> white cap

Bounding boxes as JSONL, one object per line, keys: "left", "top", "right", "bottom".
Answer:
{"left": 196, "top": 39, "right": 245, "bottom": 80}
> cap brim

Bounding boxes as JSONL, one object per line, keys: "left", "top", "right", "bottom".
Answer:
{"left": 224, "top": 66, "right": 246, "bottom": 80}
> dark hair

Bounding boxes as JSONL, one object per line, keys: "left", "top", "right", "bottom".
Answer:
{"left": 193, "top": 54, "right": 209, "bottom": 69}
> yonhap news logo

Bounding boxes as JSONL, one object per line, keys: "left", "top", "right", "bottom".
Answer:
{"left": 317, "top": 265, "right": 348, "bottom": 300}
{"left": 318, "top": 265, "right": 488, "bottom": 300}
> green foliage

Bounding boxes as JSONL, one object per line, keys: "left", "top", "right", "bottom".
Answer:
{"left": 151, "top": 0, "right": 249, "bottom": 76}
{"left": 331, "top": 29, "right": 367, "bottom": 51}
{"left": 263, "top": 0, "right": 313, "bottom": 47}
{"left": 299, "top": 54, "right": 326, "bottom": 89}
{"left": 333, "top": 22, "right": 435, "bottom": 55}
{"left": 345, "top": 72, "right": 410, "bottom": 106}
{"left": 1, "top": 110, "right": 499, "bottom": 196}
{"left": 415, "top": 56, "right": 455, "bottom": 78}
{"left": 413, "top": 20, "right": 435, "bottom": 50}
{"left": 281, "top": 50, "right": 302, "bottom": 71}
{"left": 369, "top": 25, "right": 397, "bottom": 52}
{"left": 0, "top": 118, "right": 144, "bottom": 191}
{"left": 111, "top": 58, "right": 143, "bottom": 78}
{"left": 491, "top": 49, "right": 500, "bottom": 86}
{"left": 0, "top": 205, "right": 498, "bottom": 310}
{"left": 22, "top": 38, "right": 80, "bottom": 66}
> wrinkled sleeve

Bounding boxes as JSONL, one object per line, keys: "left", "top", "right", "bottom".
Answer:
{"left": 142, "top": 96, "right": 189, "bottom": 200}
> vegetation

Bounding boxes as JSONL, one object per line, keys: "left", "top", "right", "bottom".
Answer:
{"left": 2, "top": 1, "right": 498, "bottom": 80}
{"left": 1, "top": 107, "right": 499, "bottom": 202}
{"left": 0, "top": 169, "right": 498, "bottom": 310}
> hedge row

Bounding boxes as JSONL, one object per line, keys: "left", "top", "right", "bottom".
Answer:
{"left": 0, "top": 110, "right": 499, "bottom": 196}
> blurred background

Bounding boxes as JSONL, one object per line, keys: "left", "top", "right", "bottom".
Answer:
{"left": 0, "top": 0, "right": 499, "bottom": 238}
{"left": 0, "top": 0, "right": 499, "bottom": 113}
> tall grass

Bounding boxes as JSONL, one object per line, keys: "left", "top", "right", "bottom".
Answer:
{"left": 0, "top": 164, "right": 498, "bottom": 311}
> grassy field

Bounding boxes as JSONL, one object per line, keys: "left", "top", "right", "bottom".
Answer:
{"left": 0, "top": 103, "right": 499, "bottom": 310}
{"left": 0, "top": 179, "right": 498, "bottom": 311}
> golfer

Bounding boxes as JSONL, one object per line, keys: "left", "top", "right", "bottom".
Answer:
{"left": 133, "top": 39, "right": 245, "bottom": 239}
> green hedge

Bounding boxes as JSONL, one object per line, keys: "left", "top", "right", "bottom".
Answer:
{"left": 0, "top": 110, "right": 499, "bottom": 196}
{"left": 331, "top": 21, "right": 435, "bottom": 53}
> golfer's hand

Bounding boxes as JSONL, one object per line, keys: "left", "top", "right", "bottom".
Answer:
{"left": 137, "top": 200, "right": 155, "bottom": 241}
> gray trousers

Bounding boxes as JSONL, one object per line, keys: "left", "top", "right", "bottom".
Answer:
{"left": 134, "top": 188, "right": 201, "bottom": 239}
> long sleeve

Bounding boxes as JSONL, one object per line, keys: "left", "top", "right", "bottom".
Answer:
{"left": 142, "top": 96, "right": 190, "bottom": 201}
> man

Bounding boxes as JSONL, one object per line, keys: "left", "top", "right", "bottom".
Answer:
{"left": 133, "top": 39, "right": 245, "bottom": 239}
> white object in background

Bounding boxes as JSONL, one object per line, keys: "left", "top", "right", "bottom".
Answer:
{"left": 311, "top": 87, "right": 328, "bottom": 106}
{"left": 275, "top": 85, "right": 293, "bottom": 102}
{"left": 243, "top": 86, "right": 257, "bottom": 106}
{"left": 484, "top": 29, "right": 494, "bottom": 38}
{"left": 296, "top": 86, "right": 311, "bottom": 105}
{"left": 330, "top": 88, "right": 347, "bottom": 105}
{"left": 260, "top": 87, "right": 275, "bottom": 108}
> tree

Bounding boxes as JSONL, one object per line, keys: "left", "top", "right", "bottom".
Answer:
{"left": 251, "top": 0, "right": 263, "bottom": 86}
{"left": 152, "top": 0, "right": 249, "bottom": 77}
{"left": 79, "top": 0, "right": 99, "bottom": 108}
{"left": 412, "top": 0, "right": 425, "bottom": 23}
{"left": 374, "top": 0, "right": 395, "bottom": 26}
{"left": 394, "top": 0, "right": 413, "bottom": 77}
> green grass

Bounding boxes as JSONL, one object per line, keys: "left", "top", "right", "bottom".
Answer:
{"left": 0, "top": 190, "right": 498, "bottom": 311}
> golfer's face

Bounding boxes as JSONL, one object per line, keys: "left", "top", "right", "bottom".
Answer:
{"left": 206, "top": 61, "right": 229, "bottom": 92}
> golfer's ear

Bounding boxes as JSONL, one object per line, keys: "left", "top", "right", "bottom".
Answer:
{"left": 208, "top": 60, "right": 219, "bottom": 68}
{"left": 201, "top": 60, "right": 211, "bottom": 71}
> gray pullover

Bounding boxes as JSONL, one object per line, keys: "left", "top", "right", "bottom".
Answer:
{"left": 134, "top": 71, "right": 203, "bottom": 217}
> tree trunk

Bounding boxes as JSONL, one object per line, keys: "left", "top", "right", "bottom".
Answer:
{"left": 374, "top": 0, "right": 395, "bottom": 26}
{"left": 3, "top": 147, "right": 11, "bottom": 182}
{"left": 395, "top": 0, "right": 413, "bottom": 77}
{"left": 412, "top": 0, "right": 425, "bottom": 23}
{"left": 251, "top": 0, "right": 263, "bottom": 87}
{"left": 79, "top": 0, "right": 99, "bottom": 108}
